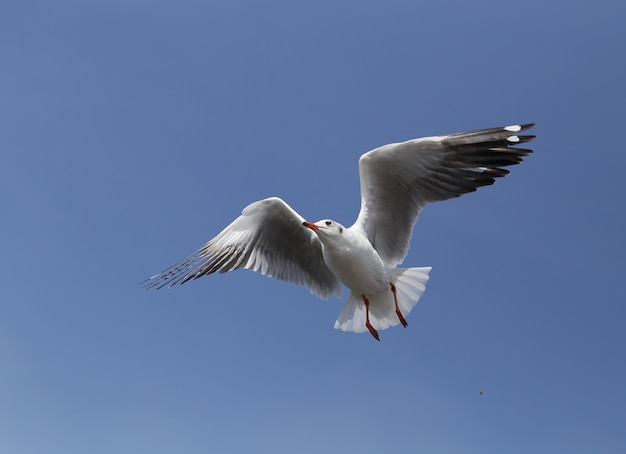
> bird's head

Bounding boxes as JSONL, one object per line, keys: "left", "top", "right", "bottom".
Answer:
{"left": 302, "top": 219, "right": 345, "bottom": 241}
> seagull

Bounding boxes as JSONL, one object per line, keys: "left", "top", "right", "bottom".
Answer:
{"left": 144, "top": 124, "right": 535, "bottom": 340}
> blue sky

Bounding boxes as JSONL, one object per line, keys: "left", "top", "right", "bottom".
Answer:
{"left": 2, "top": 1, "right": 625, "bottom": 452}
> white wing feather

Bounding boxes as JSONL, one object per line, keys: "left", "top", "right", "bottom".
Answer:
{"left": 352, "top": 124, "right": 535, "bottom": 266}
{"left": 144, "top": 197, "right": 342, "bottom": 299}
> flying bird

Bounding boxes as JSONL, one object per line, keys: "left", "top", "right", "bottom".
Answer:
{"left": 144, "top": 124, "right": 535, "bottom": 340}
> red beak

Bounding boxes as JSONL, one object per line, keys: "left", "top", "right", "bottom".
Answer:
{"left": 302, "top": 221, "right": 319, "bottom": 230}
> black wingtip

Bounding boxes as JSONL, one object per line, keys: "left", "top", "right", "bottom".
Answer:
{"left": 513, "top": 134, "right": 536, "bottom": 145}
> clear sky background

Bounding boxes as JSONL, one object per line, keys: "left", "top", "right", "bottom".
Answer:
{"left": 2, "top": 1, "right": 625, "bottom": 453}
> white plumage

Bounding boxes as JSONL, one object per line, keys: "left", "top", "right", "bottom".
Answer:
{"left": 144, "top": 124, "right": 535, "bottom": 340}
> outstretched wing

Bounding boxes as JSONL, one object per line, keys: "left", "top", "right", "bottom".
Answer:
{"left": 352, "top": 124, "right": 535, "bottom": 266}
{"left": 143, "top": 197, "right": 342, "bottom": 299}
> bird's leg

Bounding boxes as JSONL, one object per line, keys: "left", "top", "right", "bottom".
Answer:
{"left": 389, "top": 282, "right": 408, "bottom": 327}
{"left": 361, "top": 295, "right": 380, "bottom": 341}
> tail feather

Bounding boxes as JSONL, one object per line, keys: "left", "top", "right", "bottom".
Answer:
{"left": 334, "top": 266, "right": 432, "bottom": 334}
{"left": 334, "top": 294, "right": 368, "bottom": 333}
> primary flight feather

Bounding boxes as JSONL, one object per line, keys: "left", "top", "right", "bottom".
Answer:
{"left": 144, "top": 124, "right": 535, "bottom": 340}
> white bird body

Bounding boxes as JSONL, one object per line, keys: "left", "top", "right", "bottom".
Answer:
{"left": 144, "top": 124, "right": 535, "bottom": 340}
{"left": 304, "top": 219, "right": 432, "bottom": 338}
{"left": 316, "top": 222, "right": 388, "bottom": 294}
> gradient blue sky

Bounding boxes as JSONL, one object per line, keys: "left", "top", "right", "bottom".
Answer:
{"left": 2, "top": 1, "right": 625, "bottom": 453}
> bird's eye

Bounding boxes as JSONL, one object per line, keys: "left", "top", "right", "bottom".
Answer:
{"left": 325, "top": 221, "right": 332, "bottom": 226}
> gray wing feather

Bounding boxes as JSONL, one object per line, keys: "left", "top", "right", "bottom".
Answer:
{"left": 143, "top": 197, "right": 342, "bottom": 299}
{"left": 352, "top": 124, "right": 535, "bottom": 266}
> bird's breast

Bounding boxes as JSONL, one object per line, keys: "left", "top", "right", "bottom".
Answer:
{"left": 321, "top": 237, "right": 389, "bottom": 294}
